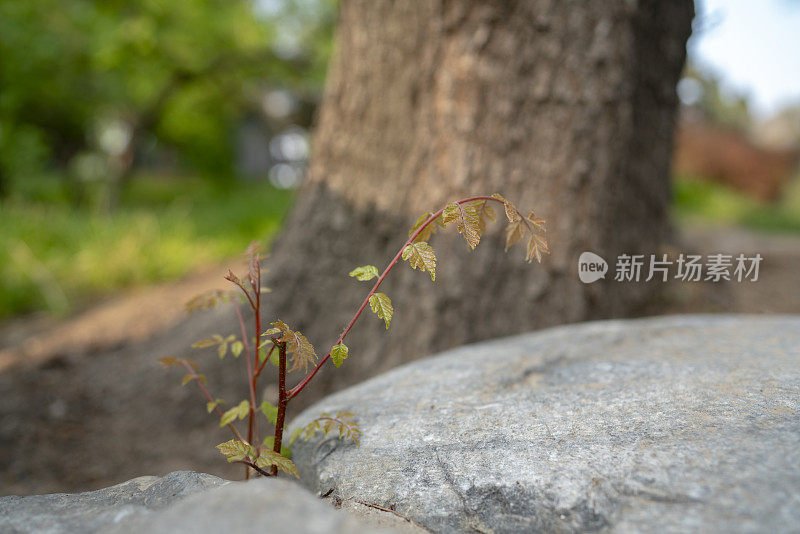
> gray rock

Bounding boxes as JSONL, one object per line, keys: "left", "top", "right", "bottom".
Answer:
{"left": 108, "top": 477, "right": 394, "bottom": 534}
{"left": 0, "top": 471, "right": 395, "bottom": 533}
{"left": 289, "top": 315, "right": 800, "bottom": 533}
{"left": 0, "top": 471, "right": 224, "bottom": 533}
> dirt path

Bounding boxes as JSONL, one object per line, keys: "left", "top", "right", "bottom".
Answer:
{"left": 0, "top": 260, "right": 247, "bottom": 372}
{"left": 0, "top": 225, "right": 798, "bottom": 496}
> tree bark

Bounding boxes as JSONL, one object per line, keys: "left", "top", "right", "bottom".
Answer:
{"left": 264, "top": 0, "right": 693, "bottom": 401}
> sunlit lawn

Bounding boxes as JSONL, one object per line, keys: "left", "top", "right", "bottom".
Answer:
{"left": 0, "top": 175, "right": 293, "bottom": 319}
{"left": 672, "top": 174, "right": 800, "bottom": 233}
{"left": 4, "top": 171, "right": 798, "bottom": 321}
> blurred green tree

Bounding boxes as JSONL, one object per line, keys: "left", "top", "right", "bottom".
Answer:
{"left": 0, "top": 0, "right": 334, "bottom": 208}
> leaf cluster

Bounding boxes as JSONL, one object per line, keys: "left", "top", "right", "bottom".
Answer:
{"left": 290, "top": 410, "right": 361, "bottom": 447}
{"left": 192, "top": 334, "right": 243, "bottom": 359}
{"left": 164, "top": 193, "right": 547, "bottom": 484}
{"left": 216, "top": 439, "right": 298, "bottom": 478}
{"left": 262, "top": 320, "right": 317, "bottom": 373}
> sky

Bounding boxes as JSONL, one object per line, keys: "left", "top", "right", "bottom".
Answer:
{"left": 690, "top": 0, "right": 800, "bottom": 119}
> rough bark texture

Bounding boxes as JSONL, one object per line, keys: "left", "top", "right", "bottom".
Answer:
{"left": 264, "top": 0, "right": 694, "bottom": 400}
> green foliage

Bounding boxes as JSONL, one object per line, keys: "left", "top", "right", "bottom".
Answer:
{"left": 216, "top": 439, "right": 299, "bottom": 477}
{"left": 0, "top": 177, "right": 292, "bottom": 319}
{"left": 408, "top": 212, "right": 443, "bottom": 243}
{"left": 442, "top": 202, "right": 482, "bottom": 249}
{"left": 368, "top": 293, "right": 394, "bottom": 329}
{"left": 254, "top": 449, "right": 299, "bottom": 478}
{"left": 206, "top": 399, "right": 225, "bottom": 414}
{"left": 348, "top": 265, "right": 379, "bottom": 281}
{"left": 330, "top": 342, "right": 349, "bottom": 368}
{"left": 191, "top": 334, "right": 239, "bottom": 359}
{"left": 673, "top": 175, "right": 800, "bottom": 233}
{"left": 220, "top": 400, "right": 250, "bottom": 427}
{"left": 0, "top": 0, "right": 335, "bottom": 190}
{"left": 185, "top": 290, "right": 242, "bottom": 314}
{"left": 216, "top": 439, "right": 256, "bottom": 462}
{"left": 181, "top": 373, "right": 206, "bottom": 386}
{"left": 402, "top": 242, "right": 437, "bottom": 281}
{"left": 290, "top": 410, "right": 361, "bottom": 446}
{"left": 260, "top": 401, "right": 279, "bottom": 425}
{"left": 263, "top": 320, "right": 317, "bottom": 373}
{"left": 165, "top": 193, "right": 547, "bottom": 483}
{"left": 261, "top": 436, "right": 292, "bottom": 458}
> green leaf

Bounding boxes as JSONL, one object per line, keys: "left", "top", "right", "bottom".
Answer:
{"left": 254, "top": 449, "right": 299, "bottom": 478}
{"left": 408, "top": 212, "right": 438, "bottom": 243}
{"left": 217, "top": 342, "right": 228, "bottom": 359}
{"left": 181, "top": 373, "right": 206, "bottom": 386}
{"left": 215, "top": 439, "right": 255, "bottom": 463}
{"left": 295, "top": 411, "right": 361, "bottom": 446}
{"left": 261, "top": 436, "right": 292, "bottom": 458}
{"left": 231, "top": 341, "right": 244, "bottom": 358}
{"left": 442, "top": 203, "right": 482, "bottom": 249}
{"left": 331, "top": 342, "right": 349, "bottom": 368}
{"left": 348, "top": 265, "right": 379, "bottom": 281}
{"left": 236, "top": 399, "right": 250, "bottom": 419}
{"left": 402, "top": 241, "right": 437, "bottom": 281}
{"left": 158, "top": 356, "right": 198, "bottom": 369}
{"left": 206, "top": 398, "right": 225, "bottom": 413}
{"left": 492, "top": 193, "right": 520, "bottom": 223}
{"left": 260, "top": 401, "right": 279, "bottom": 424}
{"left": 185, "top": 290, "right": 239, "bottom": 314}
{"left": 219, "top": 400, "right": 249, "bottom": 427}
{"left": 368, "top": 293, "right": 393, "bottom": 329}
{"left": 268, "top": 320, "right": 317, "bottom": 373}
{"left": 262, "top": 327, "right": 281, "bottom": 337}
{"left": 219, "top": 406, "right": 239, "bottom": 427}
{"left": 191, "top": 334, "right": 224, "bottom": 348}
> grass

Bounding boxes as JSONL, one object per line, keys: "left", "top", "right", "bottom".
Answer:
{"left": 672, "top": 173, "right": 800, "bottom": 233}
{"left": 0, "top": 175, "right": 293, "bottom": 320}
{"left": 3, "top": 171, "right": 797, "bottom": 321}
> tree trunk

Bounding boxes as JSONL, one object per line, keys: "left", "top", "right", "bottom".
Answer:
{"left": 264, "top": 0, "right": 693, "bottom": 402}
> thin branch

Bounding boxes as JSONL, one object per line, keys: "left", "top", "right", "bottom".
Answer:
{"left": 232, "top": 459, "right": 273, "bottom": 478}
{"left": 288, "top": 196, "right": 502, "bottom": 399}
{"left": 254, "top": 342, "right": 276, "bottom": 377}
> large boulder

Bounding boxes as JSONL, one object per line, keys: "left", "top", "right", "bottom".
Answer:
{"left": 289, "top": 315, "right": 800, "bottom": 533}
{"left": 0, "top": 471, "right": 222, "bottom": 533}
{"left": 0, "top": 471, "right": 397, "bottom": 533}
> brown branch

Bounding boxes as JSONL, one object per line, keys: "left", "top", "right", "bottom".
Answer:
{"left": 232, "top": 460, "right": 273, "bottom": 478}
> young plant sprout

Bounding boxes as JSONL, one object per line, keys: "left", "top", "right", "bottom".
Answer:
{"left": 160, "top": 194, "right": 548, "bottom": 478}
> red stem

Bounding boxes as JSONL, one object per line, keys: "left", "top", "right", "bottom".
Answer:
{"left": 254, "top": 342, "right": 276, "bottom": 378}
{"left": 249, "top": 259, "right": 262, "bottom": 451}
{"left": 287, "top": 195, "right": 503, "bottom": 399}
{"left": 271, "top": 341, "right": 288, "bottom": 476}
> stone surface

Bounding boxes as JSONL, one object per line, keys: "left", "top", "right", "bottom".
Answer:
{"left": 0, "top": 471, "right": 224, "bottom": 533}
{"left": 0, "top": 471, "right": 396, "bottom": 534}
{"left": 289, "top": 315, "right": 800, "bottom": 533}
{"left": 106, "top": 477, "right": 394, "bottom": 534}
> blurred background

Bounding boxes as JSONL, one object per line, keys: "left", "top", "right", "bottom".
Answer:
{"left": 0, "top": 0, "right": 798, "bottom": 495}
{"left": 0, "top": 0, "right": 798, "bottom": 325}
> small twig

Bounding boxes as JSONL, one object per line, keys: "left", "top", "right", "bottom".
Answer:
{"left": 232, "top": 459, "right": 273, "bottom": 478}
{"left": 355, "top": 500, "right": 432, "bottom": 532}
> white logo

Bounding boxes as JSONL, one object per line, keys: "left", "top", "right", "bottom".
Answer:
{"left": 578, "top": 251, "right": 608, "bottom": 284}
